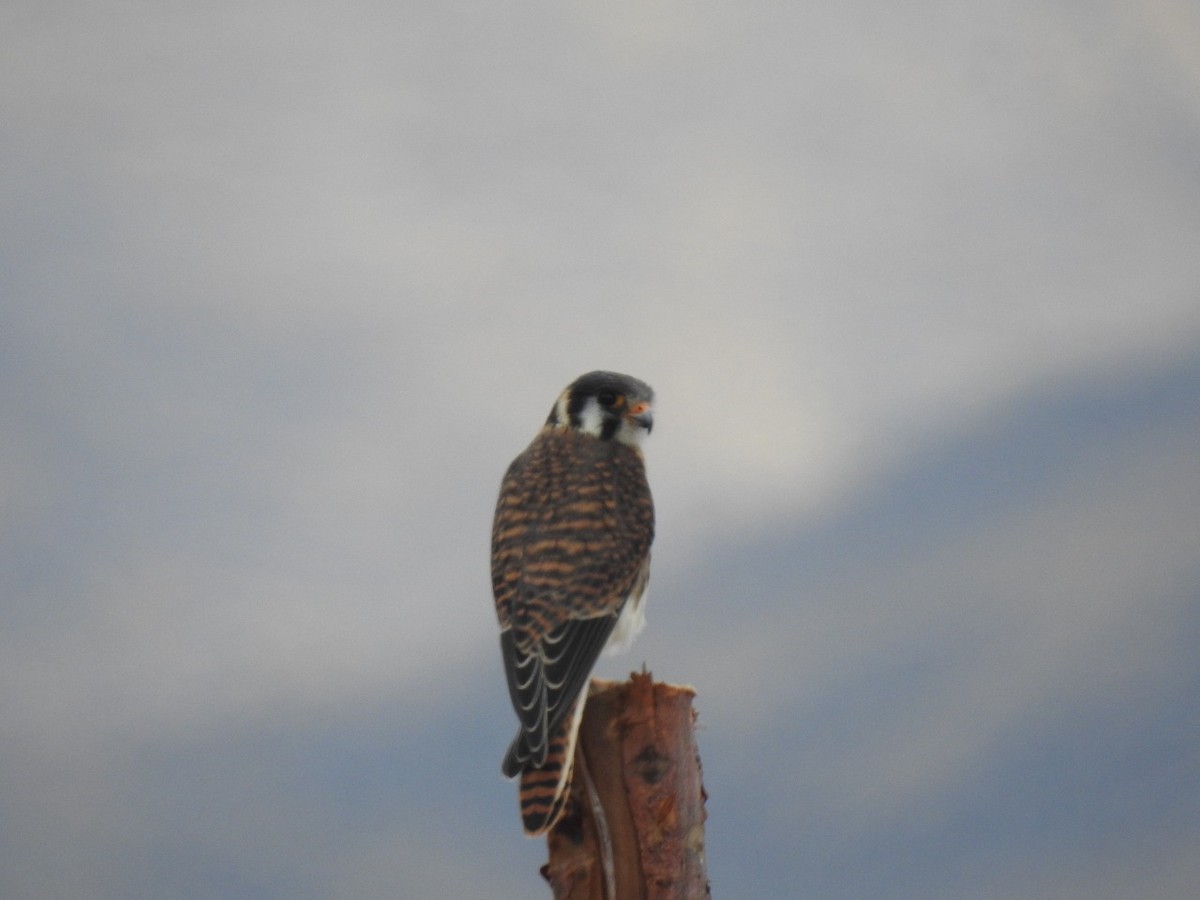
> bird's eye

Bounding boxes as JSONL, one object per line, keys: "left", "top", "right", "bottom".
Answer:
{"left": 597, "top": 390, "right": 618, "bottom": 408}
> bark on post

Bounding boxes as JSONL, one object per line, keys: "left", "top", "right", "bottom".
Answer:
{"left": 541, "top": 672, "right": 709, "bottom": 899}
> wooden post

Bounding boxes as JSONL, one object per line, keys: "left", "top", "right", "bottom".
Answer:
{"left": 541, "top": 672, "right": 709, "bottom": 899}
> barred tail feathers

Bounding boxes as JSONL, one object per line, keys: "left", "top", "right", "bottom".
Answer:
{"left": 517, "top": 690, "right": 587, "bottom": 835}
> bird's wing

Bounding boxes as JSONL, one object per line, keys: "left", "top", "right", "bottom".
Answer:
{"left": 499, "top": 612, "right": 615, "bottom": 774}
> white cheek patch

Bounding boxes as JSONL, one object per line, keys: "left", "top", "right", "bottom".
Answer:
{"left": 575, "top": 398, "right": 605, "bottom": 437}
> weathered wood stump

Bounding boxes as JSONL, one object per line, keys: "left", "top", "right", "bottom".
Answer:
{"left": 541, "top": 672, "right": 709, "bottom": 899}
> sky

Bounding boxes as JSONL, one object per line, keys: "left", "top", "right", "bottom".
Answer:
{"left": 3, "top": 1, "right": 1200, "bottom": 898}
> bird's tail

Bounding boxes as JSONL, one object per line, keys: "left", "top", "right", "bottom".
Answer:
{"left": 517, "top": 692, "right": 587, "bottom": 835}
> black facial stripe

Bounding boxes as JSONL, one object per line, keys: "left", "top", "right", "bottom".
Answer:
{"left": 599, "top": 417, "right": 620, "bottom": 441}
{"left": 565, "top": 391, "right": 587, "bottom": 428}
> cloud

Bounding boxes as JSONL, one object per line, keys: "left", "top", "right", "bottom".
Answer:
{"left": 641, "top": 358, "right": 1200, "bottom": 894}
{"left": 3, "top": 1, "right": 1199, "bottom": 897}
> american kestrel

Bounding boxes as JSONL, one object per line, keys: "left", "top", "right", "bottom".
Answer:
{"left": 493, "top": 371, "right": 655, "bottom": 835}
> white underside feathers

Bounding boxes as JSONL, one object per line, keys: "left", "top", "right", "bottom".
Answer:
{"left": 604, "top": 590, "right": 647, "bottom": 655}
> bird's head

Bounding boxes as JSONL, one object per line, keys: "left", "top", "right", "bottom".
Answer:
{"left": 547, "top": 371, "right": 655, "bottom": 446}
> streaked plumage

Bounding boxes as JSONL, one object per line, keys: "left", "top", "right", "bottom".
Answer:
{"left": 493, "top": 371, "right": 655, "bottom": 835}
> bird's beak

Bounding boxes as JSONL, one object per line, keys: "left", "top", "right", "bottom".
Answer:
{"left": 627, "top": 401, "right": 653, "bottom": 433}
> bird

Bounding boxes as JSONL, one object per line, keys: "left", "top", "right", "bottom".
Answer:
{"left": 492, "top": 370, "right": 656, "bottom": 835}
